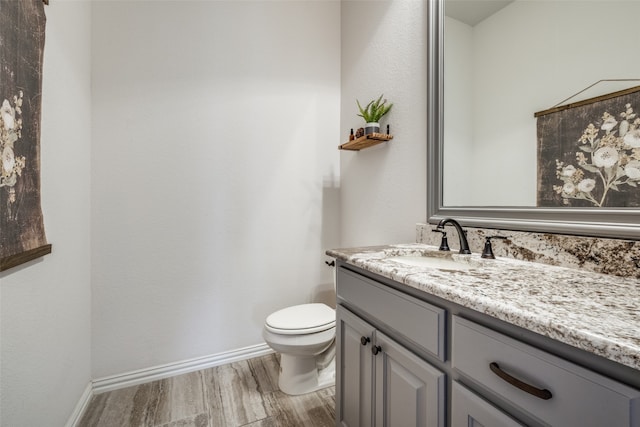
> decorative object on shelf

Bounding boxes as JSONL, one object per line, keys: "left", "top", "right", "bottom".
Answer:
{"left": 355, "top": 127, "right": 364, "bottom": 138}
{"left": 357, "top": 94, "right": 393, "bottom": 135}
{"left": 339, "top": 133, "right": 393, "bottom": 151}
{"left": 0, "top": 0, "right": 51, "bottom": 272}
{"left": 536, "top": 81, "right": 640, "bottom": 208}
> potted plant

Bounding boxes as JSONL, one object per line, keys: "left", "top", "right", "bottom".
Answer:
{"left": 357, "top": 94, "right": 393, "bottom": 135}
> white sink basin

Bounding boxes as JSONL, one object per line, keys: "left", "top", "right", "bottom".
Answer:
{"left": 387, "top": 255, "right": 472, "bottom": 271}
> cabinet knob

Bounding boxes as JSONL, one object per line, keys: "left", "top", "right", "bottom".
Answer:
{"left": 360, "top": 336, "right": 371, "bottom": 346}
{"left": 372, "top": 345, "right": 382, "bottom": 355}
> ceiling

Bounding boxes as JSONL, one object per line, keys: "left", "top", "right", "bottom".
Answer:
{"left": 445, "top": 0, "right": 514, "bottom": 26}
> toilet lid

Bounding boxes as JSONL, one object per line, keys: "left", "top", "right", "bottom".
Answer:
{"left": 265, "top": 303, "right": 335, "bottom": 335}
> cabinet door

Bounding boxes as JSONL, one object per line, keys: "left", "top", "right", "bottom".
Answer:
{"left": 336, "top": 306, "right": 376, "bottom": 427}
{"left": 451, "top": 381, "right": 524, "bottom": 427}
{"left": 374, "top": 331, "right": 445, "bottom": 427}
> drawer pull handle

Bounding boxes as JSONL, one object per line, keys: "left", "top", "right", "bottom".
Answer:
{"left": 489, "top": 362, "right": 552, "bottom": 400}
{"left": 372, "top": 345, "right": 382, "bottom": 355}
{"left": 360, "top": 336, "right": 370, "bottom": 346}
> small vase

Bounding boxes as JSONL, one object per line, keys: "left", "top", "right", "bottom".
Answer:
{"left": 364, "top": 122, "right": 380, "bottom": 135}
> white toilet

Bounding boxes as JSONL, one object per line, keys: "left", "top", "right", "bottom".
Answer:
{"left": 263, "top": 302, "right": 336, "bottom": 395}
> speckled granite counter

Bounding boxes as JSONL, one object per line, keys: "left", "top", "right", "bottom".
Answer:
{"left": 326, "top": 243, "right": 640, "bottom": 372}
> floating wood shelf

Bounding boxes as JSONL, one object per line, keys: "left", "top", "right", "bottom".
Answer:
{"left": 339, "top": 133, "right": 393, "bottom": 151}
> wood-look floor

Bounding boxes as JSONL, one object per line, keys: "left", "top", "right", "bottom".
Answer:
{"left": 78, "top": 354, "right": 335, "bottom": 427}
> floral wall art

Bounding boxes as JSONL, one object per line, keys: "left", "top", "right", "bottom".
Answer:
{"left": 537, "top": 87, "right": 640, "bottom": 208}
{"left": 0, "top": 0, "right": 50, "bottom": 272}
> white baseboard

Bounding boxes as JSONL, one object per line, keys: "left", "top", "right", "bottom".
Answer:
{"left": 66, "top": 343, "right": 273, "bottom": 425}
{"left": 92, "top": 343, "right": 273, "bottom": 394}
{"left": 65, "top": 382, "right": 93, "bottom": 427}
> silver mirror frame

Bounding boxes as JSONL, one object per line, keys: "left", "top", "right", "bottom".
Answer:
{"left": 426, "top": 0, "right": 640, "bottom": 240}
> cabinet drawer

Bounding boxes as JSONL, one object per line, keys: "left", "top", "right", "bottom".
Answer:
{"left": 452, "top": 316, "right": 640, "bottom": 426}
{"left": 451, "top": 381, "right": 523, "bottom": 427}
{"left": 337, "top": 267, "right": 445, "bottom": 361}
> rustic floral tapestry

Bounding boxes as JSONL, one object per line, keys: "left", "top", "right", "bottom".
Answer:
{"left": 537, "top": 87, "right": 640, "bottom": 208}
{"left": 0, "top": 0, "right": 50, "bottom": 271}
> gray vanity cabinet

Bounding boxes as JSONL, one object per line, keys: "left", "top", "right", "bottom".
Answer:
{"left": 452, "top": 316, "right": 640, "bottom": 427}
{"left": 373, "top": 330, "right": 445, "bottom": 426}
{"left": 336, "top": 305, "right": 445, "bottom": 427}
{"left": 335, "top": 262, "right": 640, "bottom": 427}
{"left": 336, "top": 266, "right": 446, "bottom": 427}
{"left": 451, "top": 381, "right": 524, "bottom": 427}
{"left": 336, "top": 306, "right": 375, "bottom": 427}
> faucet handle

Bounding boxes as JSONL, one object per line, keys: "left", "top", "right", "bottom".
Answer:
{"left": 432, "top": 229, "right": 451, "bottom": 251}
{"left": 481, "top": 236, "right": 507, "bottom": 259}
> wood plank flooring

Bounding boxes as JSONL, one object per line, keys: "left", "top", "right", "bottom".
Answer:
{"left": 78, "top": 354, "right": 335, "bottom": 427}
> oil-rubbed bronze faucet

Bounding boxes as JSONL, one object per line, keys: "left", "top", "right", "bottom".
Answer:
{"left": 431, "top": 229, "right": 450, "bottom": 251}
{"left": 436, "top": 218, "right": 471, "bottom": 254}
{"left": 481, "top": 236, "right": 508, "bottom": 259}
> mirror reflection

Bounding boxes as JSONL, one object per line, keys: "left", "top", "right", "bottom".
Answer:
{"left": 443, "top": 0, "right": 640, "bottom": 207}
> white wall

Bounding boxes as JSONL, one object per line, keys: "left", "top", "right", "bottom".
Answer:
{"left": 445, "top": 1, "right": 640, "bottom": 206}
{"left": 2, "top": 1, "right": 425, "bottom": 421}
{"left": 0, "top": 2, "right": 92, "bottom": 426}
{"left": 90, "top": 1, "right": 341, "bottom": 378}
{"left": 443, "top": 17, "right": 473, "bottom": 207}
{"left": 340, "top": 0, "right": 427, "bottom": 247}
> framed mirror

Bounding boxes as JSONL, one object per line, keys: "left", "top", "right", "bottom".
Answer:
{"left": 427, "top": 0, "right": 640, "bottom": 239}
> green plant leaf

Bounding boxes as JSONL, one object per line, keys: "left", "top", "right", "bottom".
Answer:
{"left": 356, "top": 94, "right": 392, "bottom": 122}
{"left": 373, "top": 94, "right": 384, "bottom": 109}
{"left": 378, "top": 103, "right": 393, "bottom": 120}
{"left": 356, "top": 99, "right": 367, "bottom": 120}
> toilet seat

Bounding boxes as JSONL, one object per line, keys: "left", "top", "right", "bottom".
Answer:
{"left": 265, "top": 303, "right": 335, "bottom": 335}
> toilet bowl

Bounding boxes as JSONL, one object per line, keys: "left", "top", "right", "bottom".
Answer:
{"left": 263, "top": 302, "right": 336, "bottom": 395}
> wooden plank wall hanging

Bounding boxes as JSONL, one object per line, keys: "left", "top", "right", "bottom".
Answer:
{"left": 536, "top": 85, "right": 640, "bottom": 208}
{"left": 0, "top": 0, "right": 51, "bottom": 272}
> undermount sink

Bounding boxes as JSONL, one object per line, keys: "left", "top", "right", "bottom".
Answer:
{"left": 387, "top": 254, "right": 473, "bottom": 271}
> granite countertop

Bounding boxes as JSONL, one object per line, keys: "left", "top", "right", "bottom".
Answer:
{"left": 326, "top": 243, "right": 640, "bottom": 371}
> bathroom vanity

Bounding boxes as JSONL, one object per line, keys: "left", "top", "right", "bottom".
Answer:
{"left": 327, "top": 244, "right": 640, "bottom": 427}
